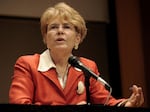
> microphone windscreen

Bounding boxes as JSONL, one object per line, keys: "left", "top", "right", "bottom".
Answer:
{"left": 68, "top": 56, "right": 79, "bottom": 66}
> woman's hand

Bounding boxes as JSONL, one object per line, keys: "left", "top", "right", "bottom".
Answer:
{"left": 124, "top": 85, "right": 144, "bottom": 107}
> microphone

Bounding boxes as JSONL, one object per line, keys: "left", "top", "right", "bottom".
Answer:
{"left": 68, "top": 56, "right": 111, "bottom": 88}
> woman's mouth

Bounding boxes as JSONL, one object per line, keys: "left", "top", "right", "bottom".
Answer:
{"left": 56, "top": 37, "right": 65, "bottom": 43}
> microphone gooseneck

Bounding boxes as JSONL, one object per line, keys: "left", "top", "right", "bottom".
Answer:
{"left": 68, "top": 56, "right": 110, "bottom": 87}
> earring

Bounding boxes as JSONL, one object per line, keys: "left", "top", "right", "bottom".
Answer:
{"left": 74, "top": 44, "right": 78, "bottom": 50}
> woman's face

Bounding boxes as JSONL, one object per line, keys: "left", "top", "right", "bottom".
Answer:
{"left": 44, "top": 18, "right": 81, "bottom": 52}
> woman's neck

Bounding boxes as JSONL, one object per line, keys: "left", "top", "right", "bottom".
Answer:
{"left": 50, "top": 50, "right": 71, "bottom": 78}
{"left": 50, "top": 49, "right": 71, "bottom": 66}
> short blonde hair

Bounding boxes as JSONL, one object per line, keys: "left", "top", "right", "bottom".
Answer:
{"left": 40, "top": 2, "right": 87, "bottom": 43}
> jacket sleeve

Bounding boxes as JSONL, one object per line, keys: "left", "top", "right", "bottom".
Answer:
{"left": 9, "top": 56, "right": 35, "bottom": 104}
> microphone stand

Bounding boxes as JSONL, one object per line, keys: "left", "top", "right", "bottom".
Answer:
{"left": 83, "top": 70, "right": 91, "bottom": 105}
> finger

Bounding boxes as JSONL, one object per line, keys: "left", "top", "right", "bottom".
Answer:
{"left": 129, "top": 85, "right": 138, "bottom": 98}
{"left": 135, "top": 93, "right": 141, "bottom": 107}
{"left": 135, "top": 87, "right": 144, "bottom": 106}
{"left": 132, "top": 85, "right": 139, "bottom": 94}
{"left": 139, "top": 88, "right": 144, "bottom": 106}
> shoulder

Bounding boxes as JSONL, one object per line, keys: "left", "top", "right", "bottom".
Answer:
{"left": 79, "top": 57, "right": 97, "bottom": 67}
{"left": 78, "top": 57, "right": 100, "bottom": 75}
{"left": 15, "top": 53, "right": 40, "bottom": 66}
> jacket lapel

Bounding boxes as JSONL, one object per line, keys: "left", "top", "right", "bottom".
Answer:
{"left": 40, "top": 69, "right": 63, "bottom": 91}
{"left": 64, "top": 67, "right": 84, "bottom": 95}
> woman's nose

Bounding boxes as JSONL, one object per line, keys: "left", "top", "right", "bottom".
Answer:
{"left": 57, "top": 26, "right": 64, "bottom": 34}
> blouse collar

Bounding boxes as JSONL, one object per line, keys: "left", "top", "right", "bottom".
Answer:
{"left": 37, "top": 49, "right": 56, "bottom": 72}
{"left": 37, "top": 49, "right": 81, "bottom": 72}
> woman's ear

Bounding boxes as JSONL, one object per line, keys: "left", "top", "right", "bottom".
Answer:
{"left": 74, "top": 34, "right": 81, "bottom": 50}
{"left": 76, "top": 33, "right": 81, "bottom": 44}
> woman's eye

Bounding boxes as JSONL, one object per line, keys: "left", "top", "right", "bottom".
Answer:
{"left": 47, "top": 24, "right": 58, "bottom": 31}
{"left": 64, "top": 25, "right": 71, "bottom": 29}
{"left": 50, "top": 25, "right": 58, "bottom": 29}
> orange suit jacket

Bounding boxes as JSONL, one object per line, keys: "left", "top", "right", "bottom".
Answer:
{"left": 9, "top": 54, "right": 124, "bottom": 105}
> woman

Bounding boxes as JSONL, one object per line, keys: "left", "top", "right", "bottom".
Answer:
{"left": 9, "top": 2, "right": 144, "bottom": 107}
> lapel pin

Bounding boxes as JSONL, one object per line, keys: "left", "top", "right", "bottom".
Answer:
{"left": 77, "top": 81, "right": 85, "bottom": 94}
